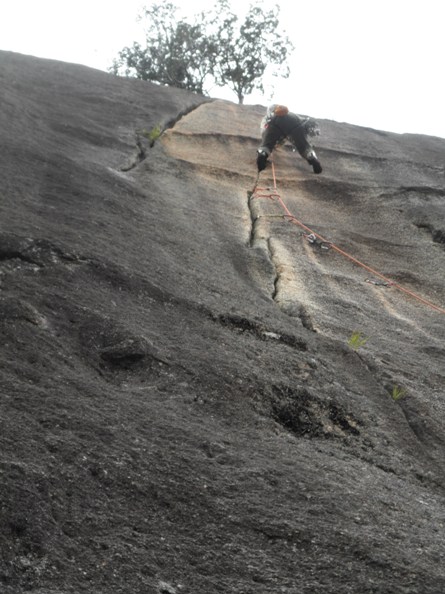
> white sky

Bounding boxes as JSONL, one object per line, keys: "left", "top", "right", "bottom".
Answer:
{"left": 1, "top": 0, "right": 444, "bottom": 138}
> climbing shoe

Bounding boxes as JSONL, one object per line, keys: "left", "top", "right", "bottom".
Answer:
{"left": 257, "top": 150, "right": 268, "bottom": 172}
{"left": 308, "top": 156, "right": 322, "bottom": 174}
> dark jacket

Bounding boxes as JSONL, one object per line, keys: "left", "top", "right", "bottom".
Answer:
{"left": 259, "top": 112, "right": 313, "bottom": 159}
{"left": 257, "top": 111, "right": 322, "bottom": 174}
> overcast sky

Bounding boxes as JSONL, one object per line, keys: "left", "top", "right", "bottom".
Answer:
{"left": 1, "top": 0, "right": 444, "bottom": 138}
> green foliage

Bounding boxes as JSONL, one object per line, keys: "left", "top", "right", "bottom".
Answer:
{"left": 391, "top": 385, "right": 407, "bottom": 401}
{"left": 347, "top": 331, "right": 369, "bottom": 351}
{"left": 142, "top": 124, "right": 163, "bottom": 146}
{"left": 111, "top": 1, "right": 294, "bottom": 104}
{"left": 208, "top": 1, "right": 293, "bottom": 104}
{"left": 111, "top": 3, "right": 212, "bottom": 94}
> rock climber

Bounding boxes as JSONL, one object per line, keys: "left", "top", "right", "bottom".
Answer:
{"left": 256, "top": 104, "right": 322, "bottom": 174}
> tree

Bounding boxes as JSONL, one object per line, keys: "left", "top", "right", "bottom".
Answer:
{"left": 111, "top": 1, "right": 294, "bottom": 104}
{"left": 208, "top": 0, "right": 294, "bottom": 104}
{"left": 111, "top": 3, "right": 216, "bottom": 95}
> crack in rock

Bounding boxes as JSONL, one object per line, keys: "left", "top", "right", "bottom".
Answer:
{"left": 0, "top": 234, "right": 84, "bottom": 268}
{"left": 120, "top": 103, "right": 212, "bottom": 172}
{"left": 246, "top": 192, "right": 316, "bottom": 331}
{"left": 0, "top": 296, "right": 48, "bottom": 328}
{"left": 120, "top": 135, "right": 148, "bottom": 171}
{"left": 414, "top": 221, "right": 445, "bottom": 247}
{"left": 214, "top": 313, "right": 307, "bottom": 351}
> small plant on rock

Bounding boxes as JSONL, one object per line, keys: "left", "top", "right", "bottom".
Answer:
{"left": 143, "top": 124, "right": 163, "bottom": 146}
{"left": 391, "top": 385, "right": 407, "bottom": 401}
{"left": 347, "top": 330, "right": 369, "bottom": 351}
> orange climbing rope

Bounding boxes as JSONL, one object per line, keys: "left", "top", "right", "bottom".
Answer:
{"left": 251, "top": 160, "right": 445, "bottom": 315}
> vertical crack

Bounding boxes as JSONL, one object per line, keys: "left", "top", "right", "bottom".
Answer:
{"left": 246, "top": 191, "right": 280, "bottom": 304}
{"left": 247, "top": 190, "right": 277, "bottom": 301}
{"left": 247, "top": 191, "right": 261, "bottom": 249}
{"left": 267, "top": 238, "right": 279, "bottom": 302}
{"left": 120, "top": 134, "right": 148, "bottom": 172}
{"left": 246, "top": 190, "right": 315, "bottom": 331}
{"left": 247, "top": 194, "right": 257, "bottom": 248}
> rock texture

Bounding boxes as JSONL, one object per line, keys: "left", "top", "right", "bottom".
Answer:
{"left": 0, "top": 50, "right": 444, "bottom": 594}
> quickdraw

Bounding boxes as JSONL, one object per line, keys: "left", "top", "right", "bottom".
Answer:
{"left": 303, "top": 232, "right": 332, "bottom": 250}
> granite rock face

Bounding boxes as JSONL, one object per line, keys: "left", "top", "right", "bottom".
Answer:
{"left": 1, "top": 50, "right": 444, "bottom": 594}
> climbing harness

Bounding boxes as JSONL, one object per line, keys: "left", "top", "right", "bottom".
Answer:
{"left": 250, "top": 159, "right": 445, "bottom": 316}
